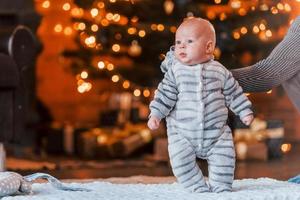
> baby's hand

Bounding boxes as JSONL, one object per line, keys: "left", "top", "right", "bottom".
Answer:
{"left": 242, "top": 114, "right": 254, "bottom": 126}
{"left": 147, "top": 116, "right": 160, "bottom": 130}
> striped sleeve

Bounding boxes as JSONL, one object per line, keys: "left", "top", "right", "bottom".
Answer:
{"left": 223, "top": 70, "right": 253, "bottom": 118}
{"left": 231, "top": 16, "right": 300, "bottom": 93}
{"left": 149, "top": 68, "right": 178, "bottom": 120}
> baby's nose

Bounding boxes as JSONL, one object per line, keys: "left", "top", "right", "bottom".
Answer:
{"left": 179, "top": 42, "right": 186, "bottom": 48}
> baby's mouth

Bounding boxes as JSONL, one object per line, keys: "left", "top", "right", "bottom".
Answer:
{"left": 179, "top": 53, "right": 187, "bottom": 58}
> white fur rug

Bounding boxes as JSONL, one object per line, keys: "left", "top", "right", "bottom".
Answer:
{"left": 2, "top": 178, "right": 300, "bottom": 200}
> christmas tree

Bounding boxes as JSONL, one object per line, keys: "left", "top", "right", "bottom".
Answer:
{"left": 64, "top": 0, "right": 294, "bottom": 96}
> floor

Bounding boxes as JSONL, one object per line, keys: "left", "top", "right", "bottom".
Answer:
{"left": 7, "top": 143, "right": 300, "bottom": 181}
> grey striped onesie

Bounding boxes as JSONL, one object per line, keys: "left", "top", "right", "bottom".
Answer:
{"left": 149, "top": 59, "right": 253, "bottom": 193}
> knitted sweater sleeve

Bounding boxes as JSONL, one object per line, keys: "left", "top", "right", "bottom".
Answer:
{"left": 231, "top": 16, "right": 300, "bottom": 93}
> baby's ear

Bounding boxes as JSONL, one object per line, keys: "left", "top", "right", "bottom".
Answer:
{"left": 206, "top": 40, "right": 214, "bottom": 54}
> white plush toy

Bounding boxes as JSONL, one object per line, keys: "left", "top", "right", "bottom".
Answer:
{"left": 0, "top": 172, "right": 90, "bottom": 197}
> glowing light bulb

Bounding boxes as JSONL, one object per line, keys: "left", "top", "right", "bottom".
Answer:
{"left": 112, "top": 75, "right": 119, "bottom": 82}
{"left": 62, "top": 3, "right": 71, "bottom": 11}
{"left": 143, "top": 89, "right": 150, "bottom": 97}
{"left": 123, "top": 80, "right": 130, "bottom": 89}
{"left": 42, "top": 0, "right": 50, "bottom": 8}
{"left": 112, "top": 44, "right": 121, "bottom": 52}
{"left": 91, "top": 8, "right": 99, "bottom": 17}
{"left": 81, "top": 71, "right": 88, "bottom": 79}
{"left": 107, "top": 63, "right": 114, "bottom": 71}
{"left": 134, "top": 89, "right": 141, "bottom": 97}
{"left": 98, "top": 61, "right": 105, "bottom": 69}
{"left": 54, "top": 24, "right": 63, "bottom": 33}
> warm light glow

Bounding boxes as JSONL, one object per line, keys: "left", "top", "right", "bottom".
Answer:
{"left": 77, "top": 85, "right": 85, "bottom": 93}
{"left": 170, "top": 26, "right": 177, "bottom": 33}
{"left": 91, "top": 24, "right": 99, "bottom": 32}
{"left": 106, "top": 13, "right": 114, "bottom": 20}
{"left": 113, "top": 14, "right": 121, "bottom": 22}
{"left": 164, "top": 0, "right": 175, "bottom": 15}
{"left": 54, "top": 24, "right": 63, "bottom": 33}
{"left": 143, "top": 89, "right": 150, "bottom": 97}
{"left": 277, "top": 3, "right": 284, "bottom": 10}
{"left": 240, "top": 27, "right": 248, "bottom": 34}
{"left": 112, "top": 75, "right": 120, "bottom": 82}
{"left": 260, "top": 4, "right": 269, "bottom": 11}
{"left": 97, "top": 2, "right": 105, "bottom": 8}
{"left": 230, "top": 0, "right": 241, "bottom": 9}
{"left": 64, "top": 27, "right": 73, "bottom": 35}
{"left": 233, "top": 32, "right": 240, "bottom": 39}
{"left": 206, "top": 11, "right": 216, "bottom": 20}
{"left": 110, "top": 0, "right": 116, "bottom": 2}
{"left": 214, "top": 0, "right": 221, "bottom": 4}
{"left": 245, "top": 93, "right": 250, "bottom": 96}
{"left": 78, "top": 22, "right": 86, "bottom": 30}
{"left": 71, "top": 8, "right": 84, "bottom": 17}
{"left": 259, "top": 23, "right": 266, "bottom": 31}
{"left": 284, "top": 3, "right": 291, "bottom": 12}
{"left": 238, "top": 8, "right": 247, "bottom": 16}
{"left": 253, "top": 25, "right": 260, "bottom": 34}
{"left": 123, "top": 80, "right": 130, "bottom": 89}
{"left": 140, "top": 129, "right": 152, "bottom": 142}
{"left": 157, "top": 24, "right": 165, "bottom": 31}
{"left": 97, "top": 135, "right": 108, "bottom": 144}
{"left": 281, "top": 143, "right": 292, "bottom": 153}
{"left": 107, "top": 63, "right": 114, "bottom": 71}
{"left": 266, "top": 30, "right": 272, "bottom": 37}
{"left": 267, "top": 90, "right": 272, "bottom": 94}
{"left": 85, "top": 36, "right": 96, "bottom": 45}
{"left": 271, "top": 7, "right": 278, "bottom": 14}
{"left": 77, "top": 79, "right": 84, "bottom": 86}
{"left": 128, "top": 27, "right": 137, "bottom": 35}
{"left": 259, "top": 32, "right": 268, "bottom": 41}
{"left": 62, "top": 3, "right": 71, "bottom": 11}
{"left": 213, "top": 47, "right": 221, "bottom": 59}
{"left": 131, "top": 16, "right": 139, "bottom": 23}
{"left": 220, "top": 13, "right": 227, "bottom": 21}
{"left": 112, "top": 44, "right": 121, "bottom": 52}
{"left": 133, "top": 89, "right": 141, "bottom": 97}
{"left": 101, "top": 19, "right": 110, "bottom": 26}
{"left": 81, "top": 71, "right": 88, "bottom": 79}
{"left": 151, "top": 24, "right": 157, "bottom": 31}
{"left": 91, "top": 8, "right": 99, "bottom": 17}
{"left": 42, "top": 0, "right": 50, "bottom": 8}
{"left": 77, "top": 82, "right": 92, "bottom": 93}
{"left": 138, "top": 30, "right": 146, "bottom": 37}
{"left": 98, "top": 61, "right": 105, "bottom": 69}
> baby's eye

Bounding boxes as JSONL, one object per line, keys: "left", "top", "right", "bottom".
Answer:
{"left": 187, "top": 39, "right": 193, "bottom": 43}
{"left": 175, "top": 40, "right": 181, "bottom": 45}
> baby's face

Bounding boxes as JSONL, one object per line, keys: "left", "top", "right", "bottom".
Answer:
{"left": 174, "top": 19, "right": 215, "bottom": 65}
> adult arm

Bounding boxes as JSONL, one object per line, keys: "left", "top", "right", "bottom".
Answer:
{"left": 231, "top": 16, "right": 300, "bottom": 93}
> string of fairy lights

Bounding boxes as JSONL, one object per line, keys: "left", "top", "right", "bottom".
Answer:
{"left": 36, "top": 0, "right": 300, "bottom": 97}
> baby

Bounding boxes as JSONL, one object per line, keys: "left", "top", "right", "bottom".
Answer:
{"left": 148, "top": 17, "right": 253, "bottom": 193}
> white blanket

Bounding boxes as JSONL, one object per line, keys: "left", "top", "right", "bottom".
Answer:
{"left": 3, "top": 178, "right": 300, "bottom": 200}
